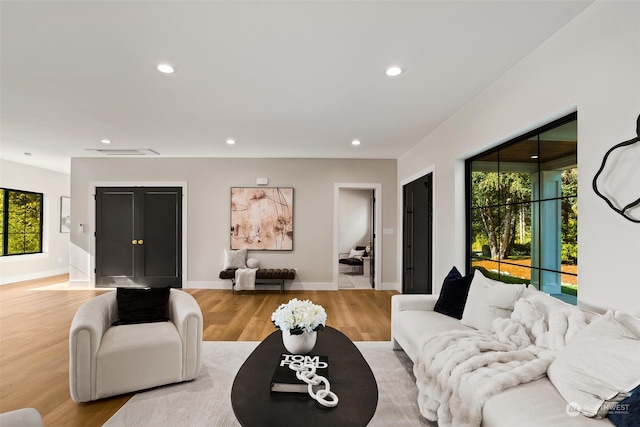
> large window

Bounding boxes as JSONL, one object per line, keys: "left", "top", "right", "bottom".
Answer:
{"left": 0, "top": 188, "right": 44, "bottom": 256}
{"left": 466, "top": 113, "right": 578, "bottom": 304}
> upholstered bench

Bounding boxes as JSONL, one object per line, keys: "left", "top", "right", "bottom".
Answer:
{"left": 219, "top": 268, "right": 296, "bottom": 293}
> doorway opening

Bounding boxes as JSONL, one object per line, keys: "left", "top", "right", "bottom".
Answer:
{"left": 333, "top": 183, "right": 382, "bottom": 290}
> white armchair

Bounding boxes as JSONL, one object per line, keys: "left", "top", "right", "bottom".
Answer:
{"left": 0, "top": 408, "right": 43, "bottom": 427}
{"left": 69, "top": 288, "right": 203, "bottom": 402}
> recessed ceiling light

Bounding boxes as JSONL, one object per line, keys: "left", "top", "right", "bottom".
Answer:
{"left": 351, "top": 139, "right": 361, "bottom": 146}
{"left": 100, "top": 139, "right": 112, "bottom": 144}
{"left": 531, "top": 155, "right": 539, "bottom": 159}
{"left": 226, "top": 139, "right": 236, "bottom": 145}
{"left": 385, "top": 66, "right": 403, "bottom": 77}
{"left": 157, "top": 63, "right": 175, "bottom": 74}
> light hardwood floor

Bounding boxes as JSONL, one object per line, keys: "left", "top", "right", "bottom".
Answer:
{"left": 0, "top": 275, "right": 398, "bottom": 426}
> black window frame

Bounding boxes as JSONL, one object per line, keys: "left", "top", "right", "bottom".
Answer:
{"left": 0, "top": 187, "right": 44, "bottom": 257}
{"left": 465, "top": 112, "right": 578, "bottom": 301}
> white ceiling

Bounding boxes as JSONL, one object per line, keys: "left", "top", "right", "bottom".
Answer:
{"left": 1, "top": 0, "right": 593, "bottom": 174}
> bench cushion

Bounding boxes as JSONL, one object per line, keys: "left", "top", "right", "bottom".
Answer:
{"left": 219, "top": 268, "right": 296, "bottom": 280}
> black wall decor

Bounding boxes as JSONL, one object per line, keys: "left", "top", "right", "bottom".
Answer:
{"left": 592, "top": 114, "right": 640, "bottom": 223}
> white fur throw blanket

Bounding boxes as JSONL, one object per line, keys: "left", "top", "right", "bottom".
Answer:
{"left": 235, "top": 268, "right": 258, "bottom": 291}
{"left": 413, "top": 292, "right": 589, "bottom": 427}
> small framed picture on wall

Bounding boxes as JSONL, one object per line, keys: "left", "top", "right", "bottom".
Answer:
{"left": 60, "top": 196, "right": 70, "bottom": 233}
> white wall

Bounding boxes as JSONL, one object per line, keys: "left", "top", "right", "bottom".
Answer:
{"left": 339, "top": 189, "right": 371, "bottom": 254}
{"left": 398, "top": 1, "right": 640, "bottom": 315}
{"left": 70, "top": 157, "right": 397, "bottom": 289}
{"left": 0, "top": 160, "right": 71, "bottom": 284}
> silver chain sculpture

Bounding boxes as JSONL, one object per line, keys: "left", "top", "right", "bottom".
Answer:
{"left": 288, "top": 360, "right": 339, "bottom": 408}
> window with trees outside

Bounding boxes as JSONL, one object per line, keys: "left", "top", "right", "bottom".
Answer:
{"left": 466, "top": 113, "right": 578, "bottom": 304}
{"left": 0, "top": 188, "right": 44, "bottom": 257}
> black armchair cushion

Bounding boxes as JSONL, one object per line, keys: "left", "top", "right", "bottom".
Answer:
{"left": 113, "top": 286, "right": 171, "bottom": 326}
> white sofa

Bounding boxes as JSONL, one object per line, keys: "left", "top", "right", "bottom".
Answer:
{"left": 69, "top": 288, "right": 203, "bottom": 402}
{"left": 391, "top": 270, "right": 639, "bottom": 427}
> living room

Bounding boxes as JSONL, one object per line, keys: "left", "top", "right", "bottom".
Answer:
{"left": 1, "top": 1, "right": 639, "bottom": 426}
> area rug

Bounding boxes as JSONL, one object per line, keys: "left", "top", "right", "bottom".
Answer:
{"left": 338, "top": 274, "right": 356, "bottom": 288}
{"left": 338, "top": 273, "right": 372, "bottom": 289}
{"left": 103, "top": 341, "right": 433, "bottom": 426}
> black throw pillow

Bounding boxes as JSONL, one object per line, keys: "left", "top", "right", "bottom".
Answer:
{"left": 608, "top": 384, "right": 640, "bottom": 427}
{"left": 113, "top": 286, "right": 171, "bottom": 326}
{"left": 442, "top": 266, "right": 462, "bottom": 282}
{"left": 434, "top": 267, "right": 473, "bottom": 319}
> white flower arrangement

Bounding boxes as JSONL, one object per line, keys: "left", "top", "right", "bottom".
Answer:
{"left": 271, "top": 298, "right": 327, "bottom": 335}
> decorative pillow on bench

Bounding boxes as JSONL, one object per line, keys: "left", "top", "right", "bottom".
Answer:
{"left": 434, "top": 266, "right": 473, "bottom": 319}
{"left": 113, "top": 286, "right": 171, "bottom": 326}
{"left": 224, "top": 248, "right": 247, "bottom": 269}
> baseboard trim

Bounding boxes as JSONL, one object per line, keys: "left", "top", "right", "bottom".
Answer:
{"left": 0, "top": 268, "right": 69, "bottom": 286}
{"left": 380, "top": 282, "right": 400, "bottom": 291}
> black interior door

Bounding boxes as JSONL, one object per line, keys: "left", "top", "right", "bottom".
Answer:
{"left": 96, "top": 187, "right": 182, "bottom": 288}
{"left": 369, "top": 191, "right": 375, "bottom": 287}
{"left": 403, "top": 174, "right": 433, "bottom": 294}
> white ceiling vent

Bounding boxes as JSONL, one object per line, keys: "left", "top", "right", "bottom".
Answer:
{"left": 85, "top": 149, "right": 160, "bottom": 156}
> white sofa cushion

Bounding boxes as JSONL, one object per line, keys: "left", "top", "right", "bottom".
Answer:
{"left": 483, "top": 378, "right": 611, "bottom": 426}
{"left": 460, "top": 269, "right": 525, "bottom": 331}
{"left": 393, "top": 309, "right": 473, "bottom": 363}
{"left": 96, "top": 321, "right": 183, "bottom": 399}
{"left": 547, "top": 310, "right": 640, "bottom": 417}
{"left": 614, "top": 310, "right": 640, "bottom": 338}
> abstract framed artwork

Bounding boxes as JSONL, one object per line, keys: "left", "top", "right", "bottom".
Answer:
{"left": 230, "top": 187, "right": 293, "bottom": 250}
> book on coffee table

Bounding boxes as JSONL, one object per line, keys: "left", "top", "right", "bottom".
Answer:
{"left": 270, "top": 353, "right": 329, "bottom": 393}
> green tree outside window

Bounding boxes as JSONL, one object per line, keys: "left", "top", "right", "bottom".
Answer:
{"left": 1, "top": 188, "right": 43, "bottom": 256}
{"left": 467, "top": 113, "right": 578, "bottom": 303}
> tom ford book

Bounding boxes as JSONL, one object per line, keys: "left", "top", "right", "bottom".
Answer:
{"left": 270, "top": 353, "right": 329, "bottom": 393}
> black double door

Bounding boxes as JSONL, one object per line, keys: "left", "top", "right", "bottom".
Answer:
{"left": 402, "top": 174, "right": 433, "bottom": 294}
{"left": 95, "top": 187, "right": 182, "bottom": 288}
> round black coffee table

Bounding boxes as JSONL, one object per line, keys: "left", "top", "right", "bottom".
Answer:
{"left": 231, "top": 326, "right": 378, "bottom": 427}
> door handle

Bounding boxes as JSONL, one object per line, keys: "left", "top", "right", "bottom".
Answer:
{"left": 132, "top": 239, "right": 144, "bottom": 245}
{"left": 137, "top": 239, "right": 144, "bottom": 245}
